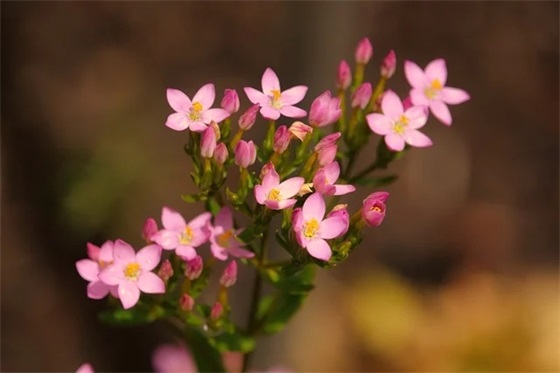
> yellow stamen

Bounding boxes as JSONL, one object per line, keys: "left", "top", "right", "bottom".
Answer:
{"left": 217, "top": 230, "right": 234, "bottom": 248}
{"left": 180, "top": 226, "right": 194, "bottom": 245}
{"left": 270, "top": 89, "right": 282, "bottom": 109}
{"left": 425, "top": 79, "right": 443, "bottom": 99}
{"left": 431, "top": 79, "right": 443, "bottom": 90}
{"left": 393, "top": 115, "right": 409, "bottom": 135}
{"left": 189, "top": 101, "right": 203, "bottom": 120}
{"left": 303, "top": 219, "right": 319, "bottom": 239}
{"left": 370, "top": 206, "right": 382, "bottom": 213}
{"left": 268, "top": 189, "right": 281, "bottom": 201}
{"left": 124, "top": 262, "right": 141, "bottom": 280}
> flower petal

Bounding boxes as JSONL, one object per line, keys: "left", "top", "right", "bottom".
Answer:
{"left": 404, "top": 130, "right": 433, "bottom": 148}
{"left": 302, "top": 192, "right": 325, "bottom": 221}
{"left": 409, "top": 88, "right": 430, "bottom": 106}
{"left": 275, "top": 199, "right": 297, "bottom": 210}
{"left": 404, "top": 106, "right": 428, "bottom": 129}
{"left": 244, "top": 87, "right": 268, "bottom": 105}
{"left": 385, "top": 134, "right": 405, "bottom": 151}
{"left": 152, "top": 230, "right": 179, "bottom": 250}
{"left": 333, "top": 184, "right": 356, "bottom": 196}
{"left": 189, "top": 121, "right": 208, "bottom": 132}
{"left": 76, "top": 259, "right": 99, "bottom": 282}
{"left": 279, "top": 105, "right": 307, "bottom": 118}
{"left": 176, "top": 245, "right": 197, "bottom": 261}
{"left": 425, "top": 59, "right": 447, "bottom": 86}
{"left": 136, "top": 244, "right": 162, "bottom": 271}
{"left": 98, "top": 264, "right": 124, "bottom": 286}
{"left": 281, "top": 86, "right": 308, "bottom": 105}
{"left": 430, "top": 100, "right": 452, "bottom": 125}
{"left": 137, "top": 272, "right": 166, "bottom": 294}
{"left": 165, "top": 113, "right": 190, "bottom": 131}
{"left": 367, "top": 113, "right": 392, "bottom": 135}
{"left": 118, "top": 281, "right": 141, "bottom": 309}
{"left": 76, "top": 363, "right": 95, "bottom": 373}
{"left": 167, "top": 88, "right": 191, "bottom": 113}
{"left": 381, "top": 90, "right": 404, "bottom": 118}
{"left": 278, "top": 177, "right": 305, "bottom": 199}
{"left": 192, "top": 83, "right": 215, "bottom": 109}
{"left": 260, "top": 106, "right": 281, "bottom": 120}
{"left": 261, "top": 68, "right": 281, "bottom": 95}
{"left": 404, "top": 60, "right": 428, "bottom": 88}
{"left": 440, "top": 87, "right": 470, "bottom": 105}
{"left": 227, "top": 247, "right": 255, "bottom": 259}
{"left": 215, "top": 207, "right": 233, "bottom": 231}
{"left": 262, "top": 168, "right": 280, "bottom": 190}
{"left": 98, "top": 241, "right": 114, "bottom": 262}
{"left": 319, "top": 216, "right": 348, "bottom": 239}
{"left": 306, "top": 238, "right": 332, "bottom": 261}
{"left": 87, "top": 280, "right": 109, "bottom": 300}
{"left": 210, "top": 244, "right": 228, "bottom": 261}
{"left": 203, "top": 108, "right": 230, "bottom": 124}
{"left": 189, "top": 212, "right": 212, "bottom": 229}
{"left": 113, "top": 240, "right": 136, "bottom": 263}
{"left": 161, "top": 207, "right": 186, "bottom": 232}
{"left": 323, "top": 161, "right": 340, "bottom": 183}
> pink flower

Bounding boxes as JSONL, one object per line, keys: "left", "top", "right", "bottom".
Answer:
{"left": 142, "top": 218, "right": 158, "bottom": 243}
{"left": 244, "top": 68, "right": 308, "bottom": 120}
{"left": 292, "top": 193, "right": 348, "bottom": 261}
{"left": 327, "top": 204, "right": 350, "bottom": 234}
{"left": 184, "top": 255, "right": 203, "bottom": 280}
{"left": 99, "top": 240, "right": 164, "bottom": 309}
{"left": 76, "top": 363, "right": 95, "bottom": 373}
{"left": 214, "top": 143, "right": 228, "bottom": 165}
{"left": 351, "top": 82, "right": 372, "bottom": 109}
{"left": 200, "top": 126, "right": 217, "bottom": 158}
{"left": 238, "top": 104, "right": 259, "bottom": 130}
{"left": 314, "top": 132, "right": 340, "bottom": 166}
{"left": 355, "top": 37, "right": 373, "bottom": 64}
{"left": 152, "top": 208, "right": 211, "bottom": 261}
{"left": 366, "top": 90, "right": 432, "bottom": 152}
{"left": 76, "top": 241, "right": 118, "bottom": 300}
{"left": 221, "top": 89, "right": 240, "bottom": 114}
{"left": 254, "top": 166, "right": 304, "bottom": 210}
{"left": 166, "top": 84, "right": 230, "bottom": 132}
{"left": 220, "top": 261, "right": 237, "bottom": 288}
{"left": 362, "top": 191, "right": 389, "bottom": 227}
{"left": 273, "top": 125, "right": 291, "bottom": 154}
{"left": 405, "top": 59, "right": 470, "bottom": 125}
{"left": 308, "top": 91, "right": 342, "bottom": 127}
{"left": 312, "top": 162, "right": 356, "bottom": 196}
{"left": 209, "top": 207, "right": 254, "bottom": 261}
{"left": 381, "top": 50, "right": 397, "bottom": 79}
{"left": 288, "top": 121, "right": 313, "bottom": 141}
{"left": 234, "top": 140, "right": 256, "bottom": 168}
{"left": 337, "top": 60, "right": 352, "bottom": 90}
{"left": 152, "top": 344, "right": 197, "bottom": 373}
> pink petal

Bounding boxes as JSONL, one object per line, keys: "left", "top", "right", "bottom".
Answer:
{"left": 302, "top": 192, "right": 325, "bottom": 221}
{"left": 76, "top": 259, "right": 99, "bottom": 282}
{"left": 76, "top": 363, "right": 95, "bottom": 373}
{"left": 409, "top": 88, "right": 430, "bottom": 106}
{"left": 261, "top": 68, "right": 281, "bottom": 95}
{"left": 404, "top": 130, "right": 433, "bottom": 148}
{"left": 210, "top": 244, "right": 229, "bottom": 261}
{"left": 118, "top": 281, "right": 141, "bottom": 309}
{"left": 87, "top": 280, "right": 109, "bottom": 299}
{"left": 227, "top": 247, "right": 255, "bottom": 259}
{"left": 202, "top": 108, "right": 230, "bottom": 124}
{"left": 319, "top": 217, "right": 347, "bottom": 239}
{"left": 425, "top": 59, "right": 447, "bottom": 86}
{"left": 280, "top": 86, "right": 308, "bottom": 105}
{"left": 333, "top": 184, "right": 356, "bottom": 196}
{"left": 189, "top": 121, "right": 207, "bottom": 132}
{"left": 113, "top": 240, "right": 136, "bottom": 263}
{"left": 215, "top": 207, "right": 233, "bottom": 231}
{"left": 98, "top": 241, "right": 114, "bottom": 262}
{"left": 279, "top": 105, "right": 307, "bottom": 118}
{"left": 274, "top": 199, "right": 297, "bottom": 210}
{"left": 404, "top": 60, "right": 428, "bottom": 88}
{"left": 189, "top": 228, "right": 209, "bottom": 247}
{"left": 278, "top": 177, "right": 305, "bottom": 198}
{"left": 260, "top": 106, "right": 281, "bottom": 120}
{"left": 254, "top": 185, "right": 267, "bottom": 205}
{"left": 367, "top": 113, "right": 393, "bottom": 135}
{"left": 136, "top": 244, "right": 162, "bottom": 271}
{"left": 152, "top": 345, "right": 197, "bottom": 373}
{"left": 306, "top": 238, "right": 332, "bottom": 261}
{"left": 161, "top": 207, "right": 186, "bottom": 231}
{"left": 152, "top": 230, "right": 180, "bottom": 250}
{"left": 244, "top": 87, "right": 268, "bottom": 105}
{"left": 323, "top": 162, "right": 340, "bottom": 183}
{"left": 86, "top": 242, "right": 100, "bottom": 261}
{"left": 98, "top": 264, "right": 124, "bottom": 286}
{"left": 165, "top": 113, "right": 190, "bottom": 131}
{"left": 137, "top": 272, "right": 166, "bottom": 294}
{"left": 166, "top": 88, "right": 191, "bottom": 113}
{"left": 189, "top": 212, "right": 212, "bottom": 229}
{"left": 264, "top": 200, "right": 281, "bottom": 210}
{"left": 404, "top": 106, "right": 428, "bottom": 129}
{"left": 385, "top": 134, "right": 405, "bottom": 151}
{"left": 381, "top": 90, "right": 404, "bottom": 118}
{"left": 192, "top": 83, "right": 215, "bottom": 109}
{"left": 440, "top": 87, "right": 470, "bottom": 105}
{"left": 176, "top": 245, "right": 197, "bottom": 261}
{"left": 430, "top": 100, "right": 452, "bottom": 125}
{"left": 262, "top": 168, "right": 280, "bottom": 190}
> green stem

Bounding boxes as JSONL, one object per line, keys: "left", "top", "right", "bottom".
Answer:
{"left": 350, "top": 161, "right": 379, "bottom": 183}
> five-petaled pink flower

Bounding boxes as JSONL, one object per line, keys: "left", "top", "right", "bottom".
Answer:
{"left": 405, "top": 59, "right": 470, "bottom": 126}
{"left": 166, "top": 84, "right": 230, "bottom": 132}
{"left": 292, "top": 193, "right": 348, "bottom": 261}
{"left": 76, "top": 241, "right": 118, "bottom": 300}
{"left": 99, "top": 240, "right": 165, "bottom": 309}
{"left": 209, "top": 207, "right": 254, "bottom": 261}
{"left": 312, "top": 161, "right": 356, "bottom": 196}
{"left": 366, "top": 90, "right": 432, "bottom": 152}
{"left": 254, "top": 165, "right": 304, "bottom": 210}
{"left": 244, "top": 68, "right": 308, "bottom": 120}
{"left": 152, "top": 207, "right": 211, "bottom": 261}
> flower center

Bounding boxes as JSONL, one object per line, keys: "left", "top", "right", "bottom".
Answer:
{"left": 270, "top": 89, "right": 282, "bottom": 109}
{"left": 371, "top": 206, "right": 382, "bottom": 212}
{"left": 303, "top": 218, "right": 320, "bottom": 239}
{"left": 267, "top": 188, "right": 281, "bottom": 201}
{"left": 124, "top": 262, "right": 141, "bottom": 280}
{"left": 393, "top": 115, "right": 409, "bottom": 135}
{"left": 217, "top": 230, "right": 234, "bottom": 248}
{"left": 180, "top": 226, "right": 194, "bottom": 245}
{"left": 424, "top": 79, "right": 443, "bottom": 100}
{"left": 189, "top": 101, "right": 203, "bottom": 120}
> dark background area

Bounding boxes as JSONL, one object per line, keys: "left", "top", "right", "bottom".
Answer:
{"left": 2, "top": 2, "right": 558, "bottom": 372}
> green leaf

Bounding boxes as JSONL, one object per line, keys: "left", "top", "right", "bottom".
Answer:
{"left": 354, "top": 174, "right": 398, "bottom": 187}
{"left": 181, "top": 193, "right": 205, "bottom": 203}
{"left": 212, "top": 331, "right": 256, "bottom": 353}
{"left": 98, "top": 303, "right": 165, "bottom": 326}
{"left": 205, "top": 196, "right": 222, "bottom": 215}
{"left": 183, "top": 325, "right": 225, "bottom": 373}
{"left": 238, "top": 224, "right": 263, "bottom": 244}
{"left": 259, "top": 293, "right": 308, "bottom": 334}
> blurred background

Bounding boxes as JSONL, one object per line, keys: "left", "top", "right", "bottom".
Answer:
{"left": 2, "top": 2, "right": 558, "bottom": 372}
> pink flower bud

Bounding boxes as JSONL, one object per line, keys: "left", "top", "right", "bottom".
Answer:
{"left": 362, "top": 191, "right": 389, "bottom": 227}
{"left": 200, "top": 126, "right": 217, "bottom": 158}
{"left": 184, "top": 255, "right": 203, "bottom": 280}
{"left": 86, "top": 242, "right": 100, "bottom": 261}
{"left": 214, "top": 143, "right": 228, "bottom": 165}
{"left": 381, "top": 50, "right": 397, "bottom": 79}
{"left": 180, "top": 294, "right": 194, "bottom": 312}
{"left": 336, "top": 60, "right": 352, "bottom": 90}
{"left": 315, "top": 132, "right": 341, "bottom": 152}
{"left": 142, "top": 218, "right": 158, "bottom": 243}
{"left": 308, "top": 91, "right": 342, "bottom": 128}
{"left": 238, "top": 104, "right": 259, "bottom": 130}
{"left": 234, "top": 140, "right": 256, "bottom": 168}
{"left": 210, "top": 120, "right": 221, "bottom": 141}
{"left": 351, "top": 82, "right": 372, "bottom": 109}
{"left": 210, "top": 302, "right": 223, "bottom": 321}
{"left": 327, "top": 204, "right": 349, "bottom": 234}
{"left": 259, "top": 162, "right": 275, "bottom": 180}
{"left": 157, "top": 259, "right": 174, "bottom": 282}
{"left": 273, "top": 125, "right": 291, "bottom": 154}
{"left": 315, "top": 132, "right": 341, "bottom": 167}
{"left": 219, "top": 261, "right": 237, "bottom": 288}
{"left": 355, "top": 37, "right": 373, "bottom": 64}
{"left": 221, "top": 89, "right": 240, "bottom": 114}
{"left": 402, "top": 96, "right": 413, "bottom": 110}
{"left": 288, "top": 121, "right": 313, "bottom": 141}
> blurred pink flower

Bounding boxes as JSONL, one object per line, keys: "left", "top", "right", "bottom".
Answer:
{"left": 336, "top": 60, "right": 352, "bottom": 90}
{"left": 312, "top": 161, "right": 356, "bottom": 196}
{"left": 184, "top": 255, "right": 203, "bottom": 280}
{"left": 75, "top": 363, "right": 94, "bottom": 373}
{"left": 355, "top": 37, "right": 373, "bottom": 64}
{"left": 254, "top": 166, "right": 304, "bottom": 210}
{"left": 220, "top": 261, "right": 238, "bottom": 288}
{"left": 209, "top": 207, "right": 254, "bottom": 261}
{"left": 152, "top": 344, "right": 197, "bottom": 373}
{"left": 76, "top": 241, "right": 118, "bottom": 300}
{"left": 308, "top": 90, "right": 342, "bottom": 127}
{"left": 381, "top": 49, "right": 397, "bottom": 79}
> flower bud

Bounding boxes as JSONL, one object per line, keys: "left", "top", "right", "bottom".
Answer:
{"left": 380, "top": 50, "right": 397, "bottom": 79}
{"left": 157, "top": 259, "right": 174, "bottom": 282}
{"left": 298, "top": 183, "right": 314, "bottom": 197}
{"left": 234, "top": 140, "right": 256, "bottom": 168}
{"left": 336, "top": 60, "right": 352, "bottom": 90}
{"left": 210, "top": 120, "right": 221, "bottom": 141}
{"left": 315, "top": 133, "right": 341, "bottom": 167}
{"left": 351, "top": 82, "right": 372, "bottom": 109}
{"left": 259, "top": 162, "right": 275, "bottom": 180}
{"left": 219, "top": 261, "right": 237, "bottom": 288}
{"left": 213, "top": 143, "right": 228, "bottom": 165}
{"left": 142, "top": 218, "right": 158, "bottom": 243}
{"left": 362, "top": 191, "right": 389, "bottom": 227}
{"left": 308, "top": 91, "right": 342, "bottom": 128}
{"left": 238, "top": 104, "right": 259, "bottom": 130}
{"left": 221, "top": 89, "right": 240, "bottom": 114}
{"left": 289, "top": 121, "right": 313, "bottom": 141}
{"left": 86, "top": 242, "right": 100, "bottom": 261}
{"left": 273, "top": 125, "right": 291, "bottom": 154}
{"left": 210, "top": 302, "right": 223, "bottom": 321}
{"left": 315, "top": 132, "right": 341, "bottom": 152}
{"left": 184, "top": 255, "right": 203, "bottom": 280}
{"left": 355, "top": 37, "right": 373, "bottom": 64}
{"left": 180, "top": 294, "right": 195, "bottom": 312}
{"left": 402, "top": 96, "right": 413, "bottom": 111}
{"left": 327, "top": 204, "right": 350, "bottom": 234}
{"left": 200, "top": 126, "right": 217, "bottom": 158}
